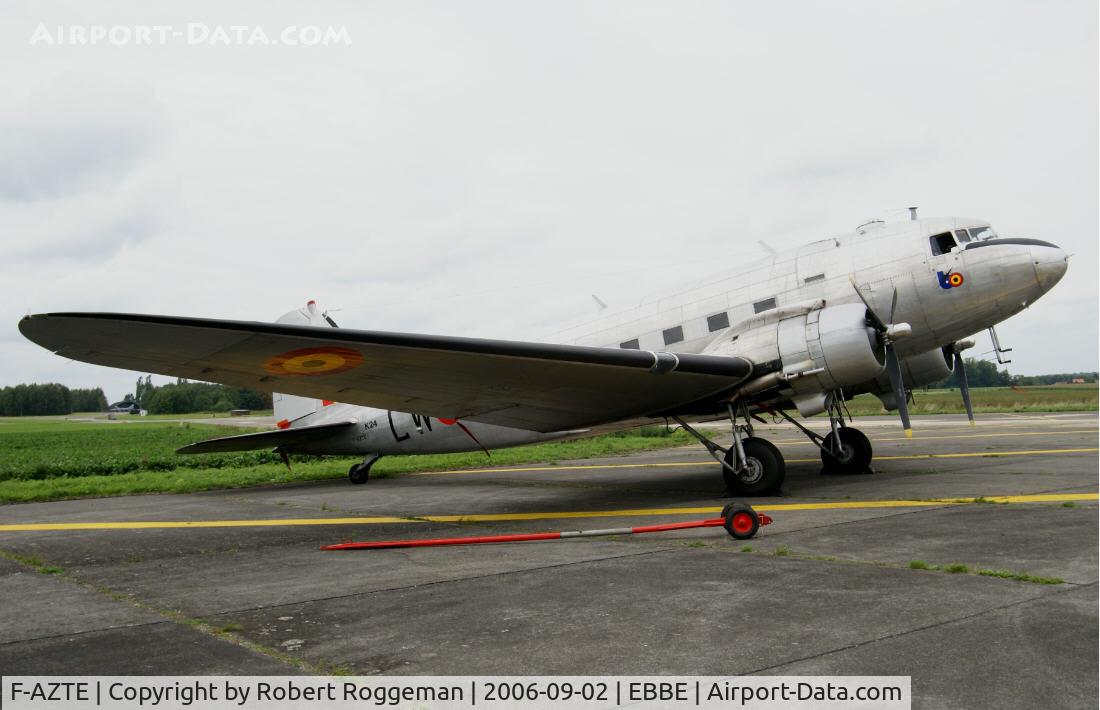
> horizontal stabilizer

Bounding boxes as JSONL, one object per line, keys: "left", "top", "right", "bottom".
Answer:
{"left": 177, "top": 420, "right": 357, "bottom": 454}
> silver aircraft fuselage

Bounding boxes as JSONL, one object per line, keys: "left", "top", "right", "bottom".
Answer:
{"left": 554, "top": 216, "right": 1066, "bottom": 361}
{"left": 285, "top": 215, "right": 1068, "bottom": 456}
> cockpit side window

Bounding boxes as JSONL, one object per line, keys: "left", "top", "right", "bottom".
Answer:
{"left": 929, "top": 232, "right": 957, "bottom": 256}
{"left": 969, "top": 226, "right": 995, "bottom": 241}
{"left": 954, "top": 229, "right": 971, "bottom": 243}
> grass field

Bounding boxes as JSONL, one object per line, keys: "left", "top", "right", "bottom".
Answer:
{"left": 843, "top": 384, "right": 1097, "bottom": 416}
{"left": 136, "top": 410, "right": 275, "bottom": 420}
{"left": 66, "top": 410, "right": 275, "bottom": 421}
{"left": 0, "top": 418, "right": 694, "bottom": 503}
{"left": 0, "top": 419, "right": 280, "bottom": 480}
{"left": 0, "top": 384, "right": 1093, "bottom": 503}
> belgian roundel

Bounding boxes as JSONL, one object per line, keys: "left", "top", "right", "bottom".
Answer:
{"left": 263, "top": 347, "right": 363, "bottom": 376}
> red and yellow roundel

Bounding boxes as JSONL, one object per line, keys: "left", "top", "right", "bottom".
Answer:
{"left": 263, "top": 347, "right": 363, "bottom": 376}
{"left": 948, "top": 272, "right": 965, "bottom": 287}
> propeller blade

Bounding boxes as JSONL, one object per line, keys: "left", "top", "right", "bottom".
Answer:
{"left": 888, "top": 287, "right": 899, "bottom": 325}
{"left": 884, "top": 344, "right": 912, "bottom": 437}
{"left": 456, "top": 420, "right": 492, "bottom": 458}
{"left": 848, "top": 275, "right": 887, "bottom": 331}
{"left": 953, "top": 351, "right": 975, "bottom": 425}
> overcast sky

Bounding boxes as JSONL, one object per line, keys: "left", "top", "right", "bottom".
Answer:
{"left": 1, "top": 1, "right": 1096, "bottom": 402}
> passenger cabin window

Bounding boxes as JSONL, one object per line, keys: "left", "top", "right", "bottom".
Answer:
{"left": 954, "top": 229, "right": 971, "bottom": 243}
{"left": 929, "top": 232, "right": 957, "bottom": 256}
{"left": 803, "top": 273, "right": 825, "bottom": 284}
{"left": 753, "top": 297, "right": 776, "bottom": 314}
{"left": 706, "top": 312, "right": 730, "bottom": 332}
{"left": 619, "top": 339, "right": 639, "bottom": 350}
{"left": 662, "top": 326, "right": 684, "bottom": 346}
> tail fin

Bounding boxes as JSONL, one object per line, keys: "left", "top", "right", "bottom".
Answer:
{"left": 272, "top": 301, "right": 336, "bottom": 428}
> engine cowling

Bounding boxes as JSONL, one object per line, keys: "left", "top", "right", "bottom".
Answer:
{"left": 873, "top": 347, "right": 954, "bottom": 411}
{"left": 778, "top": 303, "right": 885, "bottom": 414}
{"left": 708, "top": 303, "right": 885, "bottom": 416}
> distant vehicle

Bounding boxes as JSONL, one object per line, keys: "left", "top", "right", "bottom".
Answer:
{"left": 107, "top": 403, "right": 141, "bottom": 415}
{"left": 20, "top": 213, "right": 1068, "bottom": 494}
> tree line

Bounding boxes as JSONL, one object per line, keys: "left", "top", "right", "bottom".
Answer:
{"left": 0, "top": 378, "right": 272, "bottom": 416}
{"left": 128, "top": 376, "right": 272, "bottom": 414}
{"left": 0, "top": 384, "right": 108, "bottom": 416}
{"left": 930, "top": 359, "right": 1098, "bottom": 389}
{"left": 1009, "top": 371, "right": 1098, "bottom": 386}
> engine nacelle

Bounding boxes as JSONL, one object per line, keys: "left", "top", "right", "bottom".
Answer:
{"left": 873, "top": 347, "right": 955, "bottom": 411}
{"left": 777, "top": 303, "right": 885, "bottom": 415}
{"left": 709, "top": 303, "right": 885, "bottom": 416}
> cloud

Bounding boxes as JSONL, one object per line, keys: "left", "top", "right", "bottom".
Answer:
{"left": 0, "top": 0, "right": 1096, "bottom": 402}
{"left": 0, "top": 72, "right": 167, "bottom": 202}
{"left": 0, "top": 188, "right": 167, "bottom": 262}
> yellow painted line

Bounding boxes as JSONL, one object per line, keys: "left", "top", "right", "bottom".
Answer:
{"left": 421, "top": 493, "right": 1096, "bottom": 521}
{"left": 423, "top": 500, "right": 953, "bottom": 521}
{"left": 413, "top": 461, "right": 703, "bottom": 475}
{"left": 768, "top": 429, "right": 1099, "bottom": 446}
{"left": 936, "top": 493, "right": 1098, "bottom": 504}
{"left": 0, "top": 494, "right": 1094, "bottom": 532}
{"left": 0, "top": 517, "right": 412, "bottom": 531}
{"left": 864, "top": 448, "right": 1099, "bottom": 462}
{"left": 414, "top": 447, "right": 1099, "bottom": 476}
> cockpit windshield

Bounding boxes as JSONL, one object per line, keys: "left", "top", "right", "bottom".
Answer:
{"left": 931, "top": 225, "right": 998, "bottom": 255}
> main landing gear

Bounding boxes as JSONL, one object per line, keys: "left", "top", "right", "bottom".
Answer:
{"left": 348, "top": 454, "right": 382, "bottom": 484}
{"left": 768, "top": 392, "right": 873, "bottom": 475}
{"left": 673, "top": 402, "right": 786, "bottom": 497}
{"left": 674, "top": 392, "right": 875, "bottom": 496}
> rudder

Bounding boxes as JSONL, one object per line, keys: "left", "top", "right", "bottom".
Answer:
{"left": 272, "top": 301, "right": 333, "bottom": 428}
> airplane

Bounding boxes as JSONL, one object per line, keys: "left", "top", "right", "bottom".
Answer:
{"left": 18, "top": 212, "right": 1068, "bottom": 496}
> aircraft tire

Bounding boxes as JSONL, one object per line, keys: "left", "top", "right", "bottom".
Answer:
{"left": 348, "top": 463, "right": 370, "bottom": 485}
{"left": 721, "top": 502, "right": 760, "bottom": 539}
{"left": 820, "top": 427, "right": 872, "bottom": 474}
{"left": 723, "top": 437, "right": 785, "bottom": 496}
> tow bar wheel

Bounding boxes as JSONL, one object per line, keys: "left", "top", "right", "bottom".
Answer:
{"left": 722, "top": 502, "right": 760, "bottom": 540}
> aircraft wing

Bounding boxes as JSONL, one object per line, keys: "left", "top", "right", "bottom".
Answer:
{"left": 19, "top": 313, "right": 754, "bottom": 432}
{"left": 176, "top": 420, "right": 357, "bottom": 454}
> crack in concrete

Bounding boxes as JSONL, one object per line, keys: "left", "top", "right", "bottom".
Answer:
{"left": 743, "top": 582, "right": 1097, "bottom": 675}
{"left": 0, "top": 619, "right": 171, "bottom": 648}
{"left": 0, "top": 548, "right": 314, "bottom": 672}
{"left": 201, "top": 546, "right": 676, "bottom": 619}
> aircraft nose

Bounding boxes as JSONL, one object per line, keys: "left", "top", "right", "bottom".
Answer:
{"left": 1032, "top": 242, "right": 1069, "bottom": 291}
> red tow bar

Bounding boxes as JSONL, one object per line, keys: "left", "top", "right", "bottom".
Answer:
{"left": 321, "top": 502, "right": 772, "bottom": 551}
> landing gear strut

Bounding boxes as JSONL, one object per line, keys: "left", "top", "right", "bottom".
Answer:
{"left": 348, "top": 454, "right": 382, "bottom": 484}
{"left": 673, "top": 401, "right": 786, "bottom": 497}
{"left": 768, "top": 392, "right": 873, "bottom": 475}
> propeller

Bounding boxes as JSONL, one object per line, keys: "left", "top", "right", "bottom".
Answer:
{"left": 850, "top": 277, "right": 914, "bottom": 437}
{"left": 438, "top": 418, "right": 492, "bottom": 458}
{"left": 947, "top": 339, "right": 976, "bottom": 426}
